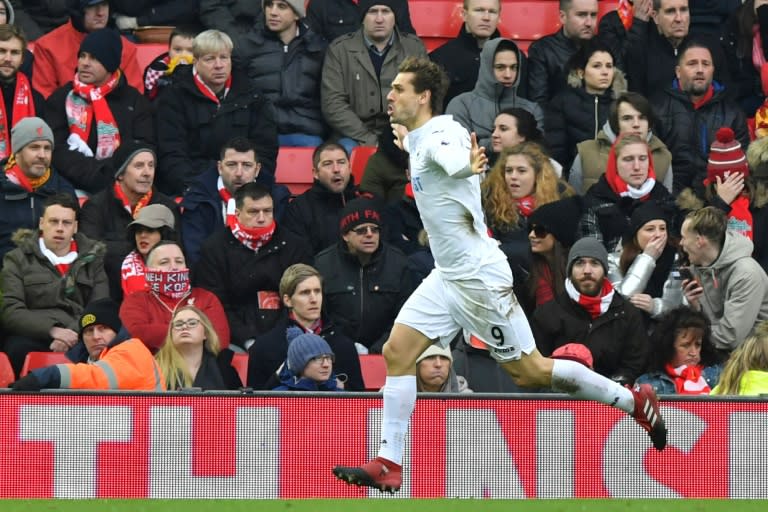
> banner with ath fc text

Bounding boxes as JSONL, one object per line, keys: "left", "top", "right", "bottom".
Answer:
{"left": 0, "top": 392, "right": 765, "bottom": 499}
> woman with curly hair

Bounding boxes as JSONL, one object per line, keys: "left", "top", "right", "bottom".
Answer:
{"left": 155, "top": 305, "right": 241, "bottom": 390}
{"left": 635, "top": 307, "right": 724, "bottom": 395}
{"left": 482, "top": 142, "right": 573, "bottom": 283}
{"left": 711, "top": 320, "right": 768, "bottom": 395}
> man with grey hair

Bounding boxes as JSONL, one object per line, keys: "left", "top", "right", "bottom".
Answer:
{"left": 156, "top": 29, "right": 278, "bottom": 196}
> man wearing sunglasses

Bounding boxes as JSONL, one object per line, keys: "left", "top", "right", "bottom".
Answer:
{"left": 314, "top": 197, "right": 414, "bottom": 355}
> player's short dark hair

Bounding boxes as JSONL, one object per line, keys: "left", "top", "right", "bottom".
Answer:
{"left": 42, "top": 193, "right": 80, "bottom": 220}
{"left": 397, "top": 56, "right": 449, "bottom": 115}
{"left": 312, "top": 141, "right": 348, "bottom": 169}
{"left": 219, "top": 137, "right": 259, "bottom": 162}
{"left": 234, "top": 182, "right": 272, "bottom": 210}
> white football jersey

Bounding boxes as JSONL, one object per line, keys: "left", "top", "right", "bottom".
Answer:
{"left": 404, "top": 115, "right": 507, "bottom": 280}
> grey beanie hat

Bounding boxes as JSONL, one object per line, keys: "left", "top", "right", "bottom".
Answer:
{"left": 567, "top": 237, "right": 608, "bottom": 275}
{"left": 11, "top": 117, "right": 54, "bottom": 153}
{"left": 286, "top": 327, "right": 333, "bottom": 374}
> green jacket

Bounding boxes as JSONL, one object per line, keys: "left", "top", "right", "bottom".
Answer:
{"left": 1, "top": 229, "right": 108, "bottom": 340}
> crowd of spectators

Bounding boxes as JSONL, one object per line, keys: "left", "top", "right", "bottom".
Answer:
{"left": 5, "top": 0, "right": 768, "bottom": 396}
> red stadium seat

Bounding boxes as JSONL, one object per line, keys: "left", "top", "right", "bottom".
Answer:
{"left": 350, "top": 145, "right": 377, "bottom": 186}
{"left": 410, "top": 1, "right": 464, "bottom": 51}
{"left": 20, "top": 352, "right": 70, "bottom": 377}
{"left": 598, "top": 0, "right": 620, "bottom": 18}
{"left": 231, "top": 352, "right": 248, "bottom": 387}
{"left": 499, "top": 1, "right": 562, "bottom": 47}
{"left": 0, "top": 352, "right": 15, "bottom": 387}
{"left": 359, "top": 354, "right": 387, "bottom": 391}
{"left": 275, "top": 146, "right": 315, "bottom": 195}
{"left": 135, "top": 43, "right": 166, "bottom": 73}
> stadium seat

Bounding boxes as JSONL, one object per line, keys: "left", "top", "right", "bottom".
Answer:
{"left": 359, "top": 354, "right": 387, "bottom": 391}
{"left": 135, "top": 43, "right": 166, "bottom": 73}
{"left": 275, "top": 146, "right": 315, "bottom": 195}
{"left": 20, "top": 352, "right": 70, "bottom": 377}
{"left": 350, "top": 146, "right": 377, "bottom": 186}
{"left": 231, "top": 352, "right": 248, "bottom": 387}
{"left": 499, "top": 1, "right": 562, "bottom": 47}
{"left": 0, "top": 352, "right": 15, "bottom": 387}
{"left": 410, "top": 0, "right": 463, "bottom": 51}
{"left": 598, "top": 0, "right": 620, "bottom": 18}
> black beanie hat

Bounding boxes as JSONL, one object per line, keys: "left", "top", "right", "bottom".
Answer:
{"left": 339, "top": 198, "right": 382, "bottom": 234}
{"left": 79, "top": 298, "right": 122, "bottom": 340}
{"left": 359, "top": 0, "right": 399, "bottom": 20}
{"left": 527, "top": 196, "right": 585, "bottom": 248}
{"left": 112, "top": 141, "right": 156, "bottom": 178}
{"left": 623, "top": 201, "right": 670, "bottom": 245}
{"left": 79, "top": 28, "right": 122, "bottom": 74}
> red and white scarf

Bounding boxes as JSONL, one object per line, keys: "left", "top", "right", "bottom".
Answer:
{"left": 217, "top": 176, "right": 237, "bottom": 225}
{"left": 113, "top": 181, "right": 153, "bottom": 218}
{"left": 66, "top": 70, "right": 122, "bottom": 159}
{"left": 726, "top": 194, "right": 754, "bottom": 240}
{"left": 565, "top": 278, "right": 615, "bottom": 319}
{"left": 145, "top": 268, "right": 191, "bottom": 300}
{"left": 515, "top": 195, "right": 536, "bottom": 217}
{"left": 617, "top": 0, "right": 634, "bottom": 31}
{"left": 121, "top": 250, "right": 148, "bottom": 296}
{"left": 665, "top": 363, "right": 711, "bottom": 395}
{"left": 230, "top": 218, "right": 276, "bottom": 252}
{"left": 0, "top": 73, "right": 35, "bottom": 159}
{"left": 605, "top": 135, "right": 657, "bottom": 200}
{"left": 39, "top": 237, "right": 78, "bottom": 276}
{"left": 193, "top": 67, "right": 231, "bottom": 105}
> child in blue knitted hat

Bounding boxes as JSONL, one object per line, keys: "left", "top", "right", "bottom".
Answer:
{"left": 273, "top": 327, "right": 344, "bottom": 391}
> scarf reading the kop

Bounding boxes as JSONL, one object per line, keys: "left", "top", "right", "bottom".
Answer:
{"left": 0, "top": 74, "right": 35, "bottom": 159}
{"left": 66, "top": 70, "right": 122, "bottom": 160}
{"left": 565, "top": 277, "right": 614, "bottom": 319}
{"left": 145, "top": 268, "right": 191, "bottom": 300}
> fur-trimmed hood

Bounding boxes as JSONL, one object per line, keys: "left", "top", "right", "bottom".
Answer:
{"left": 566, "top": 67, "right": 627, "bottom": 97}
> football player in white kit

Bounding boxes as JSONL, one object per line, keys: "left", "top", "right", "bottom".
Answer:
{"left": 333, "top": 57, "right": 666, "bottom": 493}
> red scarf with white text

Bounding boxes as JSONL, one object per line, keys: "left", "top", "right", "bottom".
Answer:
{"left": 230, "top": 218, "right": 276, "bottom": 252}
{"left": 665, "top": 363, "right": 711, "bottom": 395}
{"left": 0, "top": 73, "right": 35, "bottom": 159}
{"left": 113, "top": 181, "right": 153, "bottom": 217}
{"left": 121, "top": 249, "right": 148, "bottom": 295}
{"left": 39, "top": 237, "right": 78, "bottom": 276}
{"left": 66, "top": 70, "right": 121, "bottom": 159}
{"left": 145, "top": 268, "right": 191, "bottom": 300}
{"left": 515, "top": 195, "right": 536, "bottom": 217}
{"left": 193, "top": 67, "right": 231, "bottom": 104}
{"left": 565, "top": 277, "right": 615, "bottom": 319}
{"left": 726, "top": 193, "right": 754, "bottom": 240}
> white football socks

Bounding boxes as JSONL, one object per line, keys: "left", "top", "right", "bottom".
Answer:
{"left": 377, "top": 375, "right": 417, "bottom": 465}
{"left": 551, "top": 359, "right": 634, "bottom": 414}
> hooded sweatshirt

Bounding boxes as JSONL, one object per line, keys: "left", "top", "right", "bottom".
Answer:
{"left": 445, "top": 38, "right": 543, "bottom": 152}
{"left": 693, "top": 231, "right": 768, "bottom": 351}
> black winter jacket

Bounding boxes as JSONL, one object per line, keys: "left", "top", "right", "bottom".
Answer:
{"left": 45, "top": 75, "right": 155, "bottom": 193}
{"left": 237, "top": 22, "right": 327, "bottom": 137}
{"left": 314, "top": 241, "right": 414, "bottom": 352}
{"left": 110, "top": 0, "right": 200, "bottom": 27}
{"left": 652, "top": 81, "right": 749, "bottom": 194}
{"left": 155, "top": 65, "right": 278, "bottom": 195}
{"left": 194, "top": 225, "right": 314, "bottom": 349}
{"left": 78, "top": 184, "right": 180, "bottom": 302}
{"left": 247, "top": 313, "right": 364, "bottom": 391}
{"left": 526, "top": 29, "right": 581, "bottom": 106}
{"left": 282, "top": 179, "right": 362, "bottom": 255}
{"left": 531, "top": 290, "right": 650, "bottom": 384}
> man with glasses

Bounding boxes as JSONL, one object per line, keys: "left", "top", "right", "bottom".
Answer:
{"left": 429, "top": 0, "right": 508, "bottom": 107}
{"left": 194, "top": 182, "right": 313, "bottom": 351}
{"left": 181, "top": 137, "right": 290, "bottom": 265}
{"left": 314, "top": 197, "right": 414, "bottom": 354}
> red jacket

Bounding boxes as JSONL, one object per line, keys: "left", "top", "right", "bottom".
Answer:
{"left": 57, "top": 338, "right": 165, "bottom": 391}
{"left": 119, "top": 288, "right": 231, "bottom": 352}
{"left": 32, "top": 20, "right": 143, "bottom": 98}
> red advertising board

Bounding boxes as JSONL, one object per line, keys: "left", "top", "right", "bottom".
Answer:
{"left": 0, "top": 393, "right": 765, "bottom": 499}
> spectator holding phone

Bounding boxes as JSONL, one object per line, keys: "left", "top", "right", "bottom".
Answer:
{"left": 679, "top": 207, "right": 768, "bottom": 352}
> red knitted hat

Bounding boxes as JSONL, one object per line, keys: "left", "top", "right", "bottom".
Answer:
{"left": 706, "top": 127, "right": 748, "bottom": 185}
